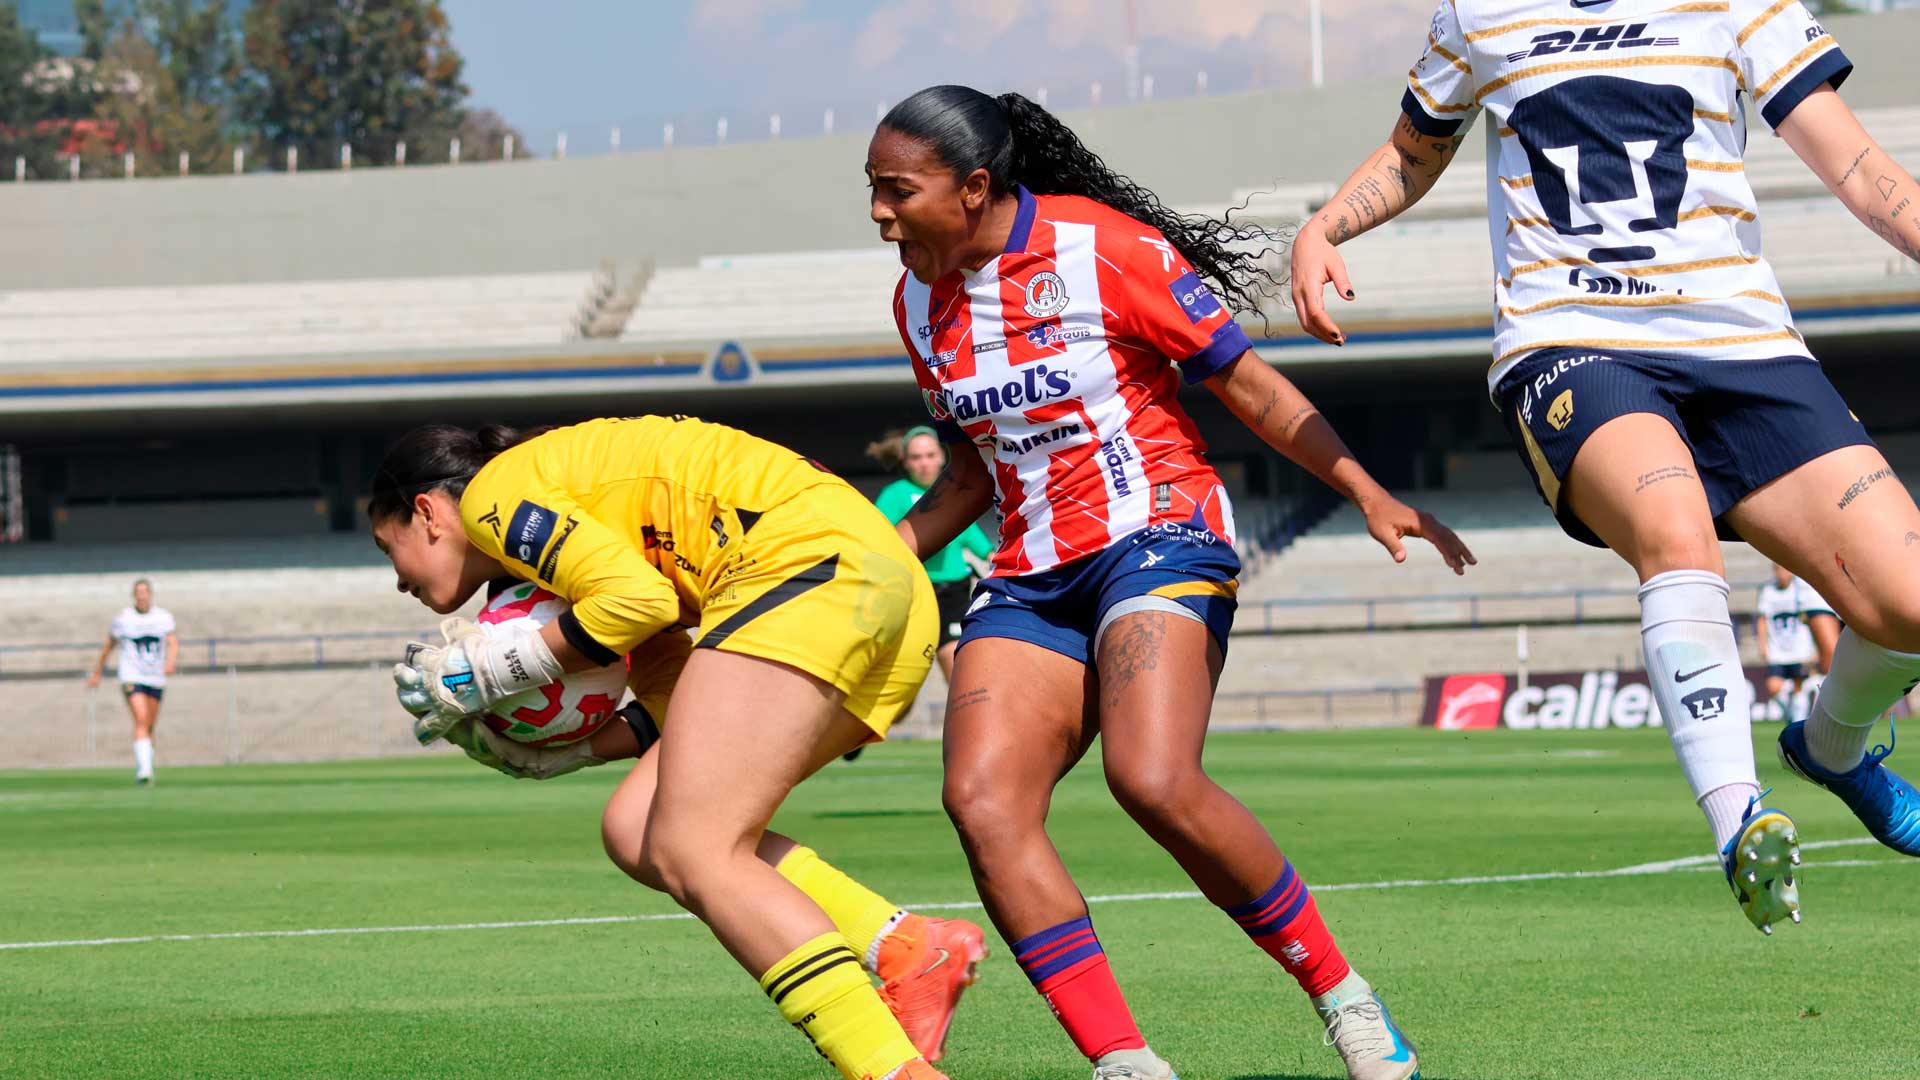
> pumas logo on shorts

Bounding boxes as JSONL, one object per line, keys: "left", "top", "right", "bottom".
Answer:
{"left": 1547, "top": 390, "right": 1575, "bottom": 431}
{"left": 1023, "top": 272, "right": 1069, "bottom": 318}
{"left": 966, "top": 591, "right": 994, "bottom": 616}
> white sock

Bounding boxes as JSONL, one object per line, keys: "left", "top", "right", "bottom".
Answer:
{"left": 1805, "top": 629, "right": 1920, "bottom": 773}
{"left": 1698, "top": 784, "right": 1760, "bottom": 850}
{"left": 1639, "top": 571, "right": 1759, "bottom": 848}
{"left": 133, "top": 737, "right": 154, "bottom": 777}
{"left": 1311, "top": 969, "right": 1373, "bottom": 1014}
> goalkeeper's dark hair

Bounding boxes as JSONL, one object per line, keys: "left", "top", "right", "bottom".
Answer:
{"left": 367, "top": 423, "right": 552, "bottom": 524}
{"left": 880, "top": 85, "right": 1285, "bottom": 317}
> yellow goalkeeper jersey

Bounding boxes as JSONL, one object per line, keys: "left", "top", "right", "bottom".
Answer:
{"left": 459, "top": 415, "right": 846, "bottom": 663}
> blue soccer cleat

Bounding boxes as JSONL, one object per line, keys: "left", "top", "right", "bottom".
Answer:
{"left": 1719, "top": 791, "right": 1801, "bottom": 935}
{"left": 1779, "top": 719, "right": 1920, "bottom": 856}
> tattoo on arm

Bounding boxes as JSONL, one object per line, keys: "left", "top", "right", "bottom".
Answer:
{"left": 1278, "top": 405, "right": 1314, "bottom": 438}
{"left": 1372, "top": 152, "right": 1413, "bottom": 198}
{"left": 1254, "top": 390, "right": 1279, "bottom": 427}
{"left": 1869, "top": 212, "right": 1920, "bottom": 261}
{"left": 1904, "top": 530, "right": 1918, "bottom": 546}
{"left": 1098, "top": 612, "right": 1166, "bottom": 711}
{"left": 1634, "top": 466, "right": 1695, "bottom": 493}
{"left": 1333, "top": 214, "right": 1353, "bottom": 243}
{"left": 1838, "top": 147, "right": 1872, "bottom": 186}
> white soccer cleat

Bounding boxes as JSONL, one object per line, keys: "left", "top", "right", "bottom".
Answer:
{"left": 1316, "top": 973, "right": 1420, "bottom": 1080}
{"left": 1092, "top": 1047, "right": 1178, "bottom": 1079}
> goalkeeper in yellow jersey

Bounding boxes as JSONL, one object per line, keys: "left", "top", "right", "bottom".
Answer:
{"left": 368, "top": 415, "right": 980, "bottom": 1080}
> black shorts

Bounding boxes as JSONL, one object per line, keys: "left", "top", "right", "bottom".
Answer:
{"left": 931, "top": 577, "right": 974, "bottom": 647}
{"left": 1497, "top": 349, "right": 1874, "bottom": 547}
{"left": 122, "top": 683, "right": 164, "bottom": 702}
{"left": 1767, "top": 662, "right": 1809, "bottom": 681}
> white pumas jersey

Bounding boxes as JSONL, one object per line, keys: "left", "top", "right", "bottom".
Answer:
{"left": 1402, "top": 0, "right": 1850, "bottom": 391}
{"left": 111, "top": 606, "right": 175, "bottom": 686}
{"left": 1755, "top": 581, "right": 1815, "bottom": 666}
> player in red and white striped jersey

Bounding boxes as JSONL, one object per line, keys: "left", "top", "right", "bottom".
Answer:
{"left": 872, "top": 85, "right": 1473, "bottom": 1080}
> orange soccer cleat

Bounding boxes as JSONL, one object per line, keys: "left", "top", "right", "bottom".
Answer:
{"left": 873, "top": 1058, "right": 950, "bottom": 1080}
{"left": 874, "top": 914, "right": 988, "bottom": 1063}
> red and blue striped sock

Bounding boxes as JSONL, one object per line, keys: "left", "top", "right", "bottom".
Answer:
{"left": 1011, "top": 915, "right": 1146, "bottom": 1061}
{"left": 1223, "top": 859, "right": 1351, "bottom": 997}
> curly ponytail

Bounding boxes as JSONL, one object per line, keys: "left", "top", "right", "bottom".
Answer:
{"left": 880, "top": 85, "right": 1285, "bottom": 318}
{"left": 367, "top": 423, "right": 553, "bottom": 524}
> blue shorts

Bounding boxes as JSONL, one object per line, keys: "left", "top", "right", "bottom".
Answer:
{"left": 1767, "top": 662, "right": 1809, "bottom": 681}
{"left": 1497, "top": 349, "right": 1874, "bottom": 548}
{"left": 122, "top": 683, "right": 164, "bottom": 702}
{"left": 958, "top": 522, "right": 1240, "bottom": 664}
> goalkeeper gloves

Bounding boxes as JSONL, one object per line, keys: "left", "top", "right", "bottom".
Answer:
{"left": 443, "top": 716, "right": 608, "bottom": 780}
{"left": 394, "top": 617, "right": 563, "bottom": 744}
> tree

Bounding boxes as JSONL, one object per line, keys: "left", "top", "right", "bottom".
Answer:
{"left": 458, "top": 106, "right": 527, "bottom": 161}
{"left": 84, "top": 17, "right": 231, "bottom": 176}
{"left": 241, "top": 0, "right": 468, "bottom": 169}
{"left": 0, "top": 3, "right": 51, "bottom": 173}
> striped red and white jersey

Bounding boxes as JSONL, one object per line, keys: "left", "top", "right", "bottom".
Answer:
{"left": 892, "top": 186, "right": 1254, "bottom": 577}
{"left": 1402, "top": 0, "right": 1851, "bottom": 392}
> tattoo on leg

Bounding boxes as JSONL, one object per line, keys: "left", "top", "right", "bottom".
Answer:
{"left": 949, "top": 687, "right": 991, "bottom": 714}
{"left": 1099, "top": 613, "right": 1167, "bottom": 711}
{"left": 1836, "top": 468, "right": 1894, "bottom": 510}
{"left": 1905, "top": 530, "right": 1918, "bottom": 547}
{"left": 1634, "top": 466, "right": 1694, "bottom": 493}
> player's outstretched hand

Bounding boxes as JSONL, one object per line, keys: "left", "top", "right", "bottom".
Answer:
{"left": 1362, "top": 496, "right": 1477, "bottom": 576}
{"left": 1289, "top": 226, "right": 1355, "bottom": 347}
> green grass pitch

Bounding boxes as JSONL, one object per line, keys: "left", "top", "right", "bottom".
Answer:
{"left": 3, "top": 728, "right": 1917, "bottom": 1079}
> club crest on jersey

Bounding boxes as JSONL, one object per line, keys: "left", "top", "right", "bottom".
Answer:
{"left": 1023, "top": 271, "right": 1069, "bottom": 318}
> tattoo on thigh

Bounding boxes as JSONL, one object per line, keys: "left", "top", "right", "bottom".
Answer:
{"left": 1099, "top": 613, "right": 1167, "bottom": 710}
{"left": 1905, "top": 530, "right": 1918, "bottom": 547}
{"left": 1837, "top": 468, "right": 1895, "bottom": 510}
{"left": 1634, "top": 466, "right": 1694, "bottom": 493}
{"left": 950, "top": 687, "right": 991, "bottom": 714}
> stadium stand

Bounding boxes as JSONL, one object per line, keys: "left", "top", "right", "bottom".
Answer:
{"left": 0, "top": 271, "right": 601, "bottom": 365}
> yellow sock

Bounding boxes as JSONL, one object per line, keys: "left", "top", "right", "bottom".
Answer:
{"left": 776, "top": 846, "right": 906, "bottom": 967}
{"left": 760, "top": 932, "right": 918, "bottom": 1080}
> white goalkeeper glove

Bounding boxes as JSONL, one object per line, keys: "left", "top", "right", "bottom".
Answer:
{"left": 442, "top": 716, "right": 607, "bottom": 780}
{"left": 394, "top": 617, "right": 563, "bottom": 744}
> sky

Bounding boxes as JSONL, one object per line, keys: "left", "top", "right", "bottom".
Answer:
{"left": 440, "top": 0, "right": 1438, "bottom": 155}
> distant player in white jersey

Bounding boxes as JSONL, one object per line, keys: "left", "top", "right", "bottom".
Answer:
{"left": 1796, "top": 572, "right": 1842, "bottom": 677}
{"left": 1756, "top": 564, "right": 1817, "bottom": 721}
{"left": 1293, "top": 0, "right": 1920, "bottom": 932}
{"left": 87, "top": 579, "right": 177, "bottom": 785}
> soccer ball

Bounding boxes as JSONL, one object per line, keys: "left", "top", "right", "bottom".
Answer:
{"left": 476, "top": 583, "right": 626, "bottom": 747}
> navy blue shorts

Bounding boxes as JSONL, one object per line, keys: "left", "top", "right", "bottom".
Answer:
{"left": 959, "top": 521, "right": 1240, "bottom": 664}
{"left": 1767, "top": 662, "right": 1808, "bottom": 681}
{"left": 1497, "top": 349, "right": 1873, "bottom": 547}
{"left": 122, "top": 683, "right": 164, "bottom": 702}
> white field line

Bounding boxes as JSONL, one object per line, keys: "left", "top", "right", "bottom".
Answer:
{"left": 1, "top": 838, "right": 1901, "bottom": 953}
